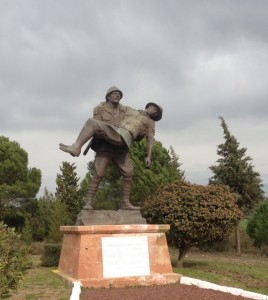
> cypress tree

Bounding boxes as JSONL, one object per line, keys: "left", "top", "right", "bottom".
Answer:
{"left": 55, "top": 162, "right": 81, "bottom": 224}
{"left": 209, "top": 117, "right": 265, "bottom": 254}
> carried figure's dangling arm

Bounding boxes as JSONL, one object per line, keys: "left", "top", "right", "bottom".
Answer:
{"left": 145, "top": 121, "right": 155, "bottom": 167}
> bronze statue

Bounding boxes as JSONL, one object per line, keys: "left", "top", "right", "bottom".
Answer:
{"left": 59, "top": 86, "right": 163, "bottom": 211}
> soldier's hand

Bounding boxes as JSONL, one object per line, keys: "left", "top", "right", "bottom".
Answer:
{"left": 145, "top": 157, "right": 152, "bottom": 168}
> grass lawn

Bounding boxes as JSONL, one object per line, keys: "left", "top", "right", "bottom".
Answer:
{"left": 3, "top": 256, "right": 72, "bottom": 300}
{"left": 173, "top": 251, "right": 268, "bottom": 296}
{"left": 4, "top": 251, "right": 268, "bottom": 299}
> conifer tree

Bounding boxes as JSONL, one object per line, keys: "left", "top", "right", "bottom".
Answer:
{"left": 247, "top": 201, "right": 268, "bottom": 247}
{"left": 169, "top": 146, "right": 185, "bottom": 178}
{"left": 130, "top": 140, "right": 185, "bottom": 206}
{"left": 48, "top": 198, "right": 70, "bottom": 242}
{"left": 36, "top": 188, "right": 55, "bottom": 240}
{"left": 55, "top": 162, "right": 80, "bottom": 224}
{"left": 209, "top": 117, "right": 265, "bottom": 254}
{"left": 0, "top": 136, "right": 41, "bottom": 220}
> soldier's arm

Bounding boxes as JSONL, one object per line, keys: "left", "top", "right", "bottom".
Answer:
{"left": 83, "top": 104, "right": 103, "bottom": 156}
{"left": 125, "top": 106, "right": 139, "bottom": 117}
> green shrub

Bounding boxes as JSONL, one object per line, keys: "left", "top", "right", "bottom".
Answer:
{"left": 200, "top": 226, "right": 256, "bottom": 254}
{"left": 199, "top": 239, "right": 231, "bottom": 253}
{"left": 0, "top": 222, "right": 30, "bottom": 297}
{"left": 40, "top": 243, "right": 62, "bottom": 267}
{"left": 229, "top": 227, "right": 255, "bottom": 253}
{"left": 21, "top": 216, "right": 33, "bottom": 245}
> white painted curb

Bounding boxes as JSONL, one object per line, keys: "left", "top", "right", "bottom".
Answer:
{"left": 180, "top": 276, "right": 268, "bottom": 300}
{"left": 69, "top": 277, "right": 268, "bottom": 299}
{"left": 70, "top": 281, "right": 81, "bottom": 300}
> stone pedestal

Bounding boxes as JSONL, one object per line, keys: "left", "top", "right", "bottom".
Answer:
{"left": 56, "top": 225, "right": 181, "bottom": 288}
{"left": 76, "top": 209, "right": 147, "bottom": 225}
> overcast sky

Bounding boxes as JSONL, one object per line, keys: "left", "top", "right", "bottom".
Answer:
{"left": 1, "top": 0, "right": 268, "bottom": 196}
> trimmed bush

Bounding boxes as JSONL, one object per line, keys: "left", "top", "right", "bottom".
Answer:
{"left": 142, "top": 181, "right": 242, "bottom": 266}
{"left": 41, "top": 243, "right": 62, "bottom": 267}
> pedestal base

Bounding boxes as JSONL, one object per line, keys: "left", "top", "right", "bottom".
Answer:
{"left": 76, "top": 209, "right": 147, "bottom": 225}
{"left": 57, "top": 225, "right": 181, "bottom": 288}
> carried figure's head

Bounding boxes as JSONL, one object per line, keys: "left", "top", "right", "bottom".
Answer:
{"left": 145, "top": 102, "right": 163, "bottom": 121}
{"left": 106, "top": 86, "right": 123, "bottom": 103}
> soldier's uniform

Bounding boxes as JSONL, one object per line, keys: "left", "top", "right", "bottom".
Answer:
{"left": 89, "top": 101, "right": 136, "bottom": 179}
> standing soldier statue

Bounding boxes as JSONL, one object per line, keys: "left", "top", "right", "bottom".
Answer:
{"left": 59, "top": 86, "right": 163, "bottom": 211}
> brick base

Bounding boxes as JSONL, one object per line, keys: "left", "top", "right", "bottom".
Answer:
{"left": 57, "top": 224, "right": 181, "bottom": 288}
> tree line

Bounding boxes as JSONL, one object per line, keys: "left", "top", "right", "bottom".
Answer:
{"left": 0, "top": 117, "right": 267, "bottom": 258}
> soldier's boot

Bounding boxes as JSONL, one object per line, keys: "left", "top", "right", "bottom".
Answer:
{"left": 120, "top": 177, "right": 140, "bottom": 210}
{"left": 59, "top": 119, "right": 96, "bottom": 157}
{"left": 83, "top": 176, "right": 102, "bottom": 210}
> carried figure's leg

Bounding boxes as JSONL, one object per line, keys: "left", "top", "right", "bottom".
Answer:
{"left": 59, "top": 118, "right": 98, "bottom": 156}
{"left": 59, "top": 119, "right": 124, "bottom": 157}
{"left": 83, "top": 152, "right": 112, "bottom": 210}
{"left": 114, "top": 152, "right": 140, "bottom": 210}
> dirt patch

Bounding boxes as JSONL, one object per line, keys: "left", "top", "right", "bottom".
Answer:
{"left": 81, "top": 283, "right": 250, "bottom": 300}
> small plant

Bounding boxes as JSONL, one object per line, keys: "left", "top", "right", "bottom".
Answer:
{"left": 0, "top": 222, "right": 30, "bottom": 297}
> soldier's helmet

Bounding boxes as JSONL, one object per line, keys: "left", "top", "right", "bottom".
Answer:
{"left": 145, "top": 102, "right": 163, "bottom": 121}
{"left": 105, "top": 86, "right": 123, "bottom": 101}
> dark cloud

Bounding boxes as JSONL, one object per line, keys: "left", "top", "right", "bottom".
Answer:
{"left": 1, "top": 1, "right": 267, "bottom": 114}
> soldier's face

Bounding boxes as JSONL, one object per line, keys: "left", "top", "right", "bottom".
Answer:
{"left": 147, "top": 105, "right": 159, "bottom": 119}
{"left": 107, "top": 91, "right": 121, "bottom": 104}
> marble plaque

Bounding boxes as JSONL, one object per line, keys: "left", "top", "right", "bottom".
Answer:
{"left": 102, "top": 236, "right": 150, "bottom": 278}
